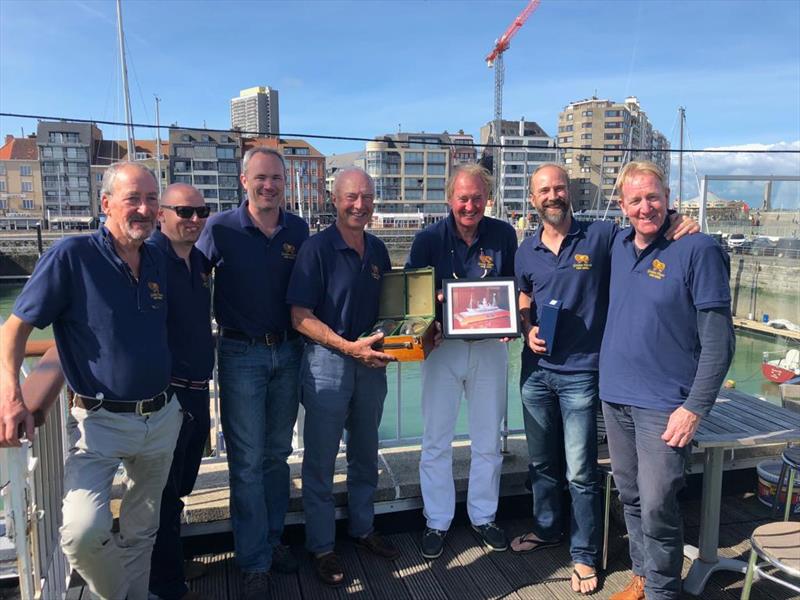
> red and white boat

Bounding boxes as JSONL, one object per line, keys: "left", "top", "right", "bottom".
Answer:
{"left": 762, "top": 349, "right": 800, "bottom": 384}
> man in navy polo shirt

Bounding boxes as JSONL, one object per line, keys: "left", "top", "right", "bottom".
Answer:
{"left": 288, "top": 167, "right": 400, "bottom": 587}
{"left": 406, "top": 163, "right": 518, "bottom": 559}
{"left": 147, "top": 183, "right": 214, "bottom": 600}
{"left": 196, "top": 147, "right": 308, "bottom": 599}
{"left": 600, "top": 162, "right": 734, "bottom": 600}
{"left": 0, "top": 162, "right": 182, "bottom": 600}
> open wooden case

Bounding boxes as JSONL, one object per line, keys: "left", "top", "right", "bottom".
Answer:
{"left": 361, "top": 267, "right": 436, "bottom": 362}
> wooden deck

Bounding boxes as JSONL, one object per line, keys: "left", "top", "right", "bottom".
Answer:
{"left": 61, "top": 492, "right": 798, "bottom": 600}
{"left": 733, "top": 317, "right": 800, "bottom": 342}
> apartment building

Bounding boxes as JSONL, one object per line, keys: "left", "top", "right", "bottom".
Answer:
{"left": 448, "top": 130, "right": 477, "bottom": 165}
{"left": 37, "top": 122, "right": 102, "bottom": 229}
{"left": 231, "top": 86, "right": 280, "bottom": 136}
{"left": 0, "top": 135, "right": 43, "bottom": 229}
{"left": 557, "top": 96, "right": 670, "bottom": 212}
{"left": 242, "top": 137, "right": 327, "bottom": 221}
{"left": 169, "top": 129, "right": 242, "bottom": 213}
{"left": 365, "top": 132, "right": 451, "bottom": 224}
{"left": 93, "top": 140, "right": 170, "bottom": 211}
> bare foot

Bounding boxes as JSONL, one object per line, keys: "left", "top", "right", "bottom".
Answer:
{"left": 571, "top": 562, "right": 598, "bottom": 595}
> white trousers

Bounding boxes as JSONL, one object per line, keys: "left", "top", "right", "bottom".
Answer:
{"left": 419, "top": 338, "right": 507, "bottom": 531}
{"left": 60, "top": 397, "right": 182, "bottom": 600}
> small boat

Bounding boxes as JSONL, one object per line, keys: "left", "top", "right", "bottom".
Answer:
{"left": 762, "top": 348, "right": 800, "bottom": 383}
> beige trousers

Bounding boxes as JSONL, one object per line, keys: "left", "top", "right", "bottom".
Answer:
{"left": 60, "top": 397, "right": 182, "bottom": 600}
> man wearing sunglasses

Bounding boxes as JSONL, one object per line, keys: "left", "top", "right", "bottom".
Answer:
{"left": 196, "top": 147, "right": 309, "bottom": 600}
{"left": 147, "top": 184, "right": 214, "bottom": 600}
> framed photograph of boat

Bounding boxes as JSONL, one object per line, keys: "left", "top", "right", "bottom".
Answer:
{"left": 442, "top": 277, "right": 520, "bottom": 339}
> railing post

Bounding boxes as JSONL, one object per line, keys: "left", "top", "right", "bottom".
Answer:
{"left": 395, "top": 363, "right": 403, "bottom": 442}
{"left": 1, "top": 444, "right": 36, "bottom": 600}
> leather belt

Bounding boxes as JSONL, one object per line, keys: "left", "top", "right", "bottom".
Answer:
{"left": 73, "top": 390, "right": 170, "bottom": 416}
{"left": 170, "top": 376, "right": 210, "bottom": 391}
{"left": 220, "top": 327, "right": 299, "bottom": 346}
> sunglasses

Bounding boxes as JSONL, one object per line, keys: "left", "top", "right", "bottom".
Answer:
{"left": 162, "top": 205, "right": 211, "bottom": 219}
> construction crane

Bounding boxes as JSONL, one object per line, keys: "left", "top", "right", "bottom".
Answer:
{"left": 485, "top": 0, "right": 540, "bottom": 218}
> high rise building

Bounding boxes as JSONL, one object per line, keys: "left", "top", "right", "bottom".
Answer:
{"left": 37, "top": 122, "right": 102, "bottom": 229}
{"left": 0, "top": 135, "right": 43, "bottom": 230}
{"left": 557, "top": 96, "right": 670, "bottom": 212}
{"left": 230, "top": 86, "right": 280, "bottom": 136}
{"left": 365, "top": 132, "right": 452, "bottom": 225}
{"left": 479, "top": 119, "right": 559, "bottom": 219}
{"left": 169, "top": 129, "right": 242, "bottom": 213}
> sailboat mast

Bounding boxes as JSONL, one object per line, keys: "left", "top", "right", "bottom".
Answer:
{"left": 154, "top": 95, "right": 163, "bottom": 194}
{"left": 678, "top": 106, "right": 685, "bottom": 213}
{"left": 116, "top": 0, "right": 135, "bottom": 157}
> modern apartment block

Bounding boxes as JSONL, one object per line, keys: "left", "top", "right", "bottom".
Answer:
{"left": 36, "top": 122, "right": 102, "bottom": 229}
{"left": 93, "top": 140, "right": 170, "bottom": 210}
{"left": 448, "top": 130, "right": 477, "bottom": 165}
{"left": 230, "top": 86, "right": 280, "bottom": 136}
{"left": 479, "top": 119, "right": 558, "bottom": 219}
{"left": 365, "top": 132, "right": 451, "bottom": 224}
{"left": 169, "top": 129, "right": 242, "bottom": 213}
{"left": 242, "top": 137, "right": 327, "bottom": 220}
{"left": 0, "top": 135, "right": 43, "bottom": 229}
{"left": 557, "top": 96, "right": 670, "bottom": 212}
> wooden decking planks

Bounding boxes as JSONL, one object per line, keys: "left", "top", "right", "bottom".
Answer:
{"left": 165, "top": 493, "right": 798, "bottom": 600}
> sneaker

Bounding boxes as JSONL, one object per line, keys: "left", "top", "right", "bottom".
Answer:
{"left": 421, "top": 527, "right": 447, "bottom": 559}
{"left": 356, "top": 532, "right": 400, "bottom": 560}
{"left": 242, "top": 571, "right": 270, "bottom": 600}
{"left": 271, "top": 543, "right": 299, "bottom": 574}
{"left": 471, "top": 522, "right": 508, "bottom": 551}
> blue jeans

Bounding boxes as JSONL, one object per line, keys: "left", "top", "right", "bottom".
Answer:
{"left": 602, "top": 402, "right": 689, "bottom": 600}
{"left": 218, "top": 335, "right": 302, "bottom": 572}
{"left": 150, "top": 387, "right": 210, "bottom": 599}
{"left": 520, "top": 366, "right": 601, "bottom": 567}
{"left": 300, "top": 343, "right": 387, "bottom": 554}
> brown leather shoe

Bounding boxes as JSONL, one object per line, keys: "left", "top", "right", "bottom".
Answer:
{"left": 356, "top": 532, "right": 400, "bottom": 560}
{"left": 314, "top": 552, "right": 345, "bottom": 587}
{"left": 610, "top": 575, "right": 645, "bottom": 600}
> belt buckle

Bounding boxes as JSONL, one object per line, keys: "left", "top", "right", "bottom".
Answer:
{"left": 135, "top": 399, "right": 153, "bottom": 416}
{"left": 264, "top": 333, "right": 276, "bottom": 345}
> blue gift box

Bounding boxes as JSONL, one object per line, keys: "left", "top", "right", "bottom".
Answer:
{"left": 538, "top": 299, "right": 562, "bottom": 356}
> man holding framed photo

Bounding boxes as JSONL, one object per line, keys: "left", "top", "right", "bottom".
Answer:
{"left": 406, "top": 164, "right": 518, "bottom": 559}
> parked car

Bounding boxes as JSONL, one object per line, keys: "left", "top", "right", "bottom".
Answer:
{"left": 774, "top": 237, "right": 800, "bottom": 259}
{"left": 748, "top": 237, "right": 778, "bottom": 256}
{"left": 726, "top": 233, "right": 746, "bottom": 250}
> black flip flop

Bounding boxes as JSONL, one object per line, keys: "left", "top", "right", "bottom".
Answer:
{"left": 509, "top": 532, "right": 560, "bottom": 554}
{"left": 572, "top": 568, "right": 599, "bottom": 595}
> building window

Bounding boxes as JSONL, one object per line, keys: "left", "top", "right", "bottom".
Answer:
{"left": 605, "top": 110, "right": 622, "bottom": 117}
{"left": 0, "top": 181, "right": 5, "bottom": 191}
{"left": 23, "top": 199, "right": 34, "bottom": 210}
{"left": 566, "top": 113, "right": 573, "bottom": 121}
{"left": 217, "top": 147, "right": 235, "bottom": 159}
{"left": 581, "top": 110, "right": 593, "bottom": 117}
{"left": 21, "top": 182, "right": 33, "bottom": 192}
{"left": 581, "top": 189, "right": 591, "bottom": 195}
{"left": 0, "top": 199, "right": 5, "bottom": 208}
{"left": 20, "top": 165, "right": 32, "bottom": 176}
{"left": 580, "top": 134, "right": 592, "bottom": 140}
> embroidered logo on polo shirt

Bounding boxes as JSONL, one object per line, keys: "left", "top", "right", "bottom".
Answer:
{"left": 478, "top": 252, "right": 494, "bottom": 270}
{"left": 371, "top": 264, "right": 381, "bottom": 280}
{"left": 148, "top": 282, "right": 164, "bottom": 300}
{"left": 573, "top": 254, "right": 592, "bottom": 270}
{"left": 647, "top": 259, "right": 666, "bottom": 280}
{"left": 281, "top": 243, "right": 297, "bottom": 260}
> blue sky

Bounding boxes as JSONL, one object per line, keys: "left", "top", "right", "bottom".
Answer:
{"left": 1, "top": 0, "right": 798, "bottom": 205}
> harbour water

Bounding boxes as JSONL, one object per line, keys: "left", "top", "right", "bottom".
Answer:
{"left": 2, "top": 283, "right": 796, "bottom": 442}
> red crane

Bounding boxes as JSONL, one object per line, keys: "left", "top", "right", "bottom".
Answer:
{"left": 485, "top": 0, "right": 541, "bottom": 218}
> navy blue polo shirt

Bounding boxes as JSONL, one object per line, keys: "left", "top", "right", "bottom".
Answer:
{"left": 599, "top": 226, "right": 731, "bottom": 411}
{"left": 406, "top": 212, "right": 518, "bottom": 321}
{"left": 515, "top": 218, "right": 617, "bottom": 372}
{"left": 13, "top": 227, "right": 171, "bottom": 401}
{"left": 286, "top": 224, "right": 392, "bottom": 342}
{"left": 196, "top": 202, "right": 309, "bottom": 337}
{"left": 147, "top": 230, "right": 214, "bottom": 381}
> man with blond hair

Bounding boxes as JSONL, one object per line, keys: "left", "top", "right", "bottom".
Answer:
{"left": 0, "top": 162, "right": 182, "bottom": 600}
{"left": 407, "top": 163, "right": 518, "bottom": 559}
{"left": 600, "top": 161, "right": 734, "bottom": 600}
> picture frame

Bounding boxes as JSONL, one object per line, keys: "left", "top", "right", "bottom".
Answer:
{"left": 442, "top": 277, "right": 521, "bottom": 339}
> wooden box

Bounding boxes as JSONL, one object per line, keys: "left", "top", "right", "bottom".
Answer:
{"left": 363, "top": 268, "right": 436, "bottom": 362}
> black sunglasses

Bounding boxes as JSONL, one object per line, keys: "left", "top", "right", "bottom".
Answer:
{"left": 162, "top": 205, "right": 211, "bottom": 219}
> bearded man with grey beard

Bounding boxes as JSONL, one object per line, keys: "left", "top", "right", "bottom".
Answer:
{"left": 511, "top": 164, "right": 698, "bottom": 596}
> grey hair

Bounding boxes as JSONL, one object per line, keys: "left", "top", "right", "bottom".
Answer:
{"left": 332, "top": 167, "right": 374, "bottom": 197}
{"left": 446, "top": 163, "right": 492, "bottom": 201}
{"left": 242, "top": 146, "right": 286, "bottom": 174}
{"left": 100, "top": 161, "right": 157, "bottom": 197}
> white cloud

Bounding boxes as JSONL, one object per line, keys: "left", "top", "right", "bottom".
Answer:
{"left": 670, "top": 141, "right": 800, "bottom": 208}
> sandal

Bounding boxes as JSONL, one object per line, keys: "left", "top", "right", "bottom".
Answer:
{"left": 314, "top": 551, "right": 345, "bottom": 587}
{"left": 509, "top": 532, "right": 561, "bottom": 554}
{"left": 571, "top": 566, "right": 599, "bottom": 595}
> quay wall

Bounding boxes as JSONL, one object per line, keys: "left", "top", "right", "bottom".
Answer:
{"left": 729, "top": 256, "right": 800, "bottom": 323}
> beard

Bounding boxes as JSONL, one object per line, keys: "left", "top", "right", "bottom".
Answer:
{"left": 536, "top": 200, "right": 569, "bottom": 226}
{"left": 123, "top": 217, "right": 155, "bottom": 241}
